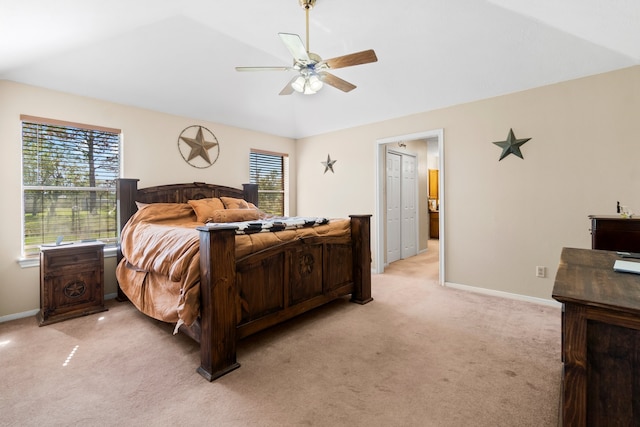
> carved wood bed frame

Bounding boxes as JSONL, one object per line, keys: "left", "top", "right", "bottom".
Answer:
{"left": 116, "top": 179, "right": 372, "bottom": 381}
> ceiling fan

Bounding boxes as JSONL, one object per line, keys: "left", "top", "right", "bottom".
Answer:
{"left": 235, "top": 0, "right": 378, "bottom": 95}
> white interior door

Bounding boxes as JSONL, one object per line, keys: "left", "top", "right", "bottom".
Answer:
{"left": 401, "top": 154, "right": 417, "bottom": 259}
{"left": 386, "top": 151, "right": 401, "bottom": 263}
{"left": 386, "top": 149, "right": 417, "bottom": 264}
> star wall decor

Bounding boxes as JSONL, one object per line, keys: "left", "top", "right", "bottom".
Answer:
{"left": 177, "top": 125, "right": 220, "bottom": 168}
{"left": 321, "top": 154, "right": 337, "bottom": 174}
{"left": 492, "top": 128, "right": 531, "bottom": 161}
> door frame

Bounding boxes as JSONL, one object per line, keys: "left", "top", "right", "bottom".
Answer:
{"left": 375, "top": 129, "right": 445, "bottom": 285}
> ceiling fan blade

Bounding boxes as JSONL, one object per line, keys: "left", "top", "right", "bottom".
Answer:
{"left": 279, "top": 77, "right": 297, "bottom": 96}
{"left": 279, "top": 33, "right": 310, "bottom": 63}
{"left": 319, "top": 72, "right": 356, "bottom": 92}
{"left": 235, "top": 66, "right": 292, "bottom": 72}
{"left": 323, "top": 49, "right": 378, "bottom": 70}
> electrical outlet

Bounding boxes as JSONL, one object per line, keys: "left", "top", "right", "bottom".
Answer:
{"left": 536, "top": 266, "right": 546, "bottom": 278}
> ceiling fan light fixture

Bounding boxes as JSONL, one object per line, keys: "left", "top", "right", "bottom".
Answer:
{"left": 302, "top": 82, "right": 317, "bottom": 95}
{"left": 292, "top": 75, "right": 306, "bottom": 92}
{"left": 308, "top": 74, "right": 323, "bottom": 92}
{"left": 291, "top": 69, "right": 322, "bottom": 94}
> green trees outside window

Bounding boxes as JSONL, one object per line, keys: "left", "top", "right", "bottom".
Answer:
{"left": 249, "top": 150, "right": 288, "bottom": 216}
{"left": 22, "top": 117, "right": 120, "bottom": 255}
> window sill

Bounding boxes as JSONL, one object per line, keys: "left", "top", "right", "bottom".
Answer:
{"left": 18, "top": 245, "right": 118, "bottom": 268}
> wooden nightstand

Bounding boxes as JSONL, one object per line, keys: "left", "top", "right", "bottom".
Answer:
{"left": 37, "top": 242, "right": 107, "bottom": 326}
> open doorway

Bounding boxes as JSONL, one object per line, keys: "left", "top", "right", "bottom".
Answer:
{"left": 375, "top": 129, "right": 444, "bottom": 285}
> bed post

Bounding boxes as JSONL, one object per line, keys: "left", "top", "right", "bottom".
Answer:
{"left": 242, "top": 183, "right": 258, "bottom": 207}
{"left": 116, "top": 178, "right": 139, "bottom": 232}
{"left": 196, "top": 225, "right": 241, "bottom": 381}
{"left": 116, "top": 178, "right": 139, "bottom": 302}
{"left": 349, "top": 215, "right": 373, "bottom": 305}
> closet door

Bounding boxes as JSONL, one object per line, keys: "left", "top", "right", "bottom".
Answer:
{"left": 386, "top": 151, "right": 401, "bottom": 263}
{"left": 401, "top": 154, "right": 417, "bottom": 259}
{"left": 386, "top": 149, "right": 417, "bottom": 264}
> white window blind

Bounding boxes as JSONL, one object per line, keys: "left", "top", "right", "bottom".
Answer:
{"left": 249, "top": 149, "right": 289, "bottom": 216}
{"left": 21, "top": 115, "right": 121, "bottom": 256}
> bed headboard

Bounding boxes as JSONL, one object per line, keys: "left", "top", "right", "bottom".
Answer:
{"left": 116, "top": 178, "right": 258, "bottom": 233}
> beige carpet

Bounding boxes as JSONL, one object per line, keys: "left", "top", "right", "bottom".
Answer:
{"left": 0, "top": 244, "right": 561, "bottom": 426}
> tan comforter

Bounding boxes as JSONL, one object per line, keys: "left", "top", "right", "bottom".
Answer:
{"left": 116, "top": 203, "right": 350, "bottom": 328}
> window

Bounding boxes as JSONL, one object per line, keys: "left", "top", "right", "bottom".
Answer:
{"left": 21, "top": 115, "right": 121, "bottom": 256}
{"left": 249, "top": 149, "right": 289, "bottom": 216}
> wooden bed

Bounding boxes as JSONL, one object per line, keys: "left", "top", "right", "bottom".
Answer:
{"left": 116, "top": 178, "right": 372, "bottom": 381}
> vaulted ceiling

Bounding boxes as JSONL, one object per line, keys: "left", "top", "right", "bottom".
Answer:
{"left": 1, "top": 0, "right": 638, "bottom": 138}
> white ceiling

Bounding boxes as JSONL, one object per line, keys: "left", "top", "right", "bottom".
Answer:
{"left": 1, "top": 0, "right": 638, "bottom": 139}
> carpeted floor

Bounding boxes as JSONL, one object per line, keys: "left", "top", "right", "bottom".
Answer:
{"left": 0, "top": 243, "right": 562, "bottom": 426}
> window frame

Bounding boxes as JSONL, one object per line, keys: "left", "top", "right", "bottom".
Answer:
{"left": 20, "top": 115, "right": 122, "bottom": 258}
{"left": 249, "top": 149, "right": 289, "bottom": 216}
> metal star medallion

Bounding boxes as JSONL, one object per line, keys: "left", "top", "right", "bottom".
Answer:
{"left": 322, "top": 154, "right": 337, "bottom": 174}
{"left": 492, "top": 128, "right": 531, "bottom": 161}
{"left": 178, "top": 125, "right": 220, "bottom": 168}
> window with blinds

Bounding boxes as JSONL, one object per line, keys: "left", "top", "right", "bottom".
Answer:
{"left": 21, "top": 115, "right": 121, "bottom": 256}
{"left": 249, "top": 150, "right": 289, "bottom": 216}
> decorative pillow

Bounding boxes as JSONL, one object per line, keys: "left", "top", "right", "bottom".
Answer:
{"left": 220, "top": 197, "right": 250, "bottom": 210}
{"left": 209, "top": 209, "right": 260, "bottom": 223}
{"left": 131, "top": 203, "right": 195, "bottom": 223}
{"left": 247, "top": 202, "right": 272, "bottom": 219}
{"left": 188, "top": 198, "right": 225, "bottom": 223}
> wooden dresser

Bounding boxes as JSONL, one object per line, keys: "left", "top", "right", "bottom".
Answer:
{"left": 552, "top": 247, "right": 640, "bottom": 426}
{"left": 589, "top": 215, "right": 640, "bottom": 252}
{"left": 37, "top": 242, "right": 107, "bottom": 326}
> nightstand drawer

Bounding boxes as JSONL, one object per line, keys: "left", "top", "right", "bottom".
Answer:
{"left": 44, "top": 248, "right": 102, "bottom": 270}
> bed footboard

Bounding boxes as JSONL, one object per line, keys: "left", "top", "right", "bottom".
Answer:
{"left": 195, "top": 215, "right": 372, "bottom": 381}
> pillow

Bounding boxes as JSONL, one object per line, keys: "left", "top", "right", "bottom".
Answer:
{"left": 131, "top": 203, "right": 195, "bottom": 224}
{"left": 135, "top": 201, "right": 149, "bottom": 210}
{"left": 220, "top": 197, "right": 250, "bottom": 209}
{"left": 188, "top": 198, "right": 225, "bottom": 223}
{"left": 209, "top": 209, "right": 260, "bottom": 223}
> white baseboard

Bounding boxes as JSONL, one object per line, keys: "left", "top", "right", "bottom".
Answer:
{"left": 0, "top": 293, "right": 120, "bottom": 324}
{"left": 0, "top": 308, "right": 40, "bottom": 323}
{"left": 444, "top": 281, "right": 562, "bottom": 308}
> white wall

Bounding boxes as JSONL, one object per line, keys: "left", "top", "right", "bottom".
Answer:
{"left": 0, "top": 80, "right": 296, "bottom": 319}
{"left": 296, "top": 66, "right": 640, "bottom": 301}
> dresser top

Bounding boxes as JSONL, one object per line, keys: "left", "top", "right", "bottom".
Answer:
{"left": 553, "top": 247, "right": 640, "bottom": 315}
{"left": 589, "top": 214, "right": 640, "bottom": 221}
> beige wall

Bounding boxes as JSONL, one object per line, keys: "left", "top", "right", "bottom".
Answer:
{"left": 0, "top": 80, "right": 296, "bottom": 319}
{"left": 297, "top": 66, "right": 640, "bottom": 301}
{"left": 2, "top": 66, "right": 639, "bottom": 318}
